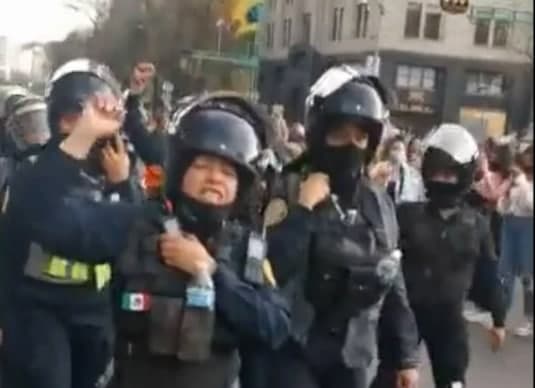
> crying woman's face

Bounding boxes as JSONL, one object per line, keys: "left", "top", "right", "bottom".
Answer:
{"left": 180, "top": 154, "right": 239, "bottom": 206}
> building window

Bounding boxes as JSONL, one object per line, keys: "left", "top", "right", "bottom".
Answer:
{"left": 355, "top": 2, "right": 369, "bottom": 38}
{"left": 493, "top": 20, "right": 510, "bottom": 47}
{"left": 466, "top": 72, "right": 505, "bottom": 97}
{"left": 282, "top": 18, "right": 292, "bottom": 47}
{"left": 405, "top": 2, "right": 422, "bottom": 38}
{"left": 424, "top": 10, "right": 441, "bottom": 40}
{"left": 396, "top": 65, "right": 436, "bottom": 91}
{"left": 422, "top": 68, "right": 436, "bottom": 90}
{"left": 331, "top": 7, "right": 344, "bottom": 41}
{"left": 268, "top": 0, "right": 277, "bottom": 11}
{"left": 302, "top": 13, "right": 311, "bottom": 44}
{"left": 474, "top": 19, "right": 491, "bottom": 46}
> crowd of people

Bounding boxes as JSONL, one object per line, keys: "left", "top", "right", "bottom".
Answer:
{"left": 0, "top": 59, "right": 531, "bottom": 388}
{"left": 268, "top": 100, "right": 534, "bottom": 337}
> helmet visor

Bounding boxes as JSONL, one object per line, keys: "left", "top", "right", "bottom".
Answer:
{"left": 8, "top": 106, "right": 50, "bottom": 150}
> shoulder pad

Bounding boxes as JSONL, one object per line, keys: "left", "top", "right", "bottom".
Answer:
{"left": 263, "top": 198, "right": 289, "bottom": 228}
{"left": 262, "top": 259, "right": 278, "bottom": 288}
{"left": 282, "top": 153, "right": 310, "bottom": 175}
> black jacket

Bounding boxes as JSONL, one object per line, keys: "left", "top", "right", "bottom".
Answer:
{"left": 123, "top": 95, "right": 166, "bottom": 166}
{"left": 397, "top": 202, "right": 505, "bottom": 327}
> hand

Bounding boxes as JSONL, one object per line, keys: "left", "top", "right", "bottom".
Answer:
{"left": 160, "top": 233, "right": 216, "bottom": 277}
{"left": 101, "top": 133, "right": 130, "bottom": 184}
{"left": 61, "top": 94, "right": 125, "bottom": 159}
{"left": 369, "top": 161, "right": 393, "bottom": 187}
{"left": 489, "top": 326, "right": 506, "bottom": 351}
{"left": 76, "top": 93, "right": 125, "bottom": 139}
{"left": 129, "top": 62, "right": 156, "bottom": 95}
{"left": 396, "top": 368, "right": 419, "bottom": 388}
{"left": 298, "top": 173, "right": 330, "bottom": 210}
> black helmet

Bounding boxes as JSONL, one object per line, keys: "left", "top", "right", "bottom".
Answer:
{"left": 5, "top": 95, "right": 50, "bottom": 153}
{"left": 422, "top": 124, "right": 479, "bottom": 205}
{"left": 45, "top": 58, "right": 123, "bottom": 136}
{"left": 306, "top": 69, "right": 388, "bottom": 163}
{"left": 165, "top": 91, "right": 263, "bottom": 201}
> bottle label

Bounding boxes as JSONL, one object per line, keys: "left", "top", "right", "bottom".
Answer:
{"left": 186, "top": 286, "right": 215, "bottom": 309}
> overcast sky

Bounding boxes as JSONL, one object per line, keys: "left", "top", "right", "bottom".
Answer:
{"left": 0, "top": 0, "right": 91, "bottom": 43}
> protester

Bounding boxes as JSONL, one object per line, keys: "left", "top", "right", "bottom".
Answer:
{"left": 407, "top": 136, "right": 423, "bottom": 169}
{"left": 379, "top": 134, "right": 425, "bottom": 204}
{"left": 497, "top": 144, "right": 533, "bottom": 337}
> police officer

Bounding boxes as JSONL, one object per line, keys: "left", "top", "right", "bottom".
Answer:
{"left": 113, "top": 92, "right": 291, "bottom": 388}
{"left": 263, "top": 66, "right": 419, "bottom": 388}
{"left": 373, "top": 124, "right": 506, "bottom": 388}
{"left": 0, "top": 95, "right": 51, "bottom": 187}
{"left": 0, "top": 58, "right": 147, "bottom": 388}
{"left": 0, "top": 86, "right": 29, "bottom": 193}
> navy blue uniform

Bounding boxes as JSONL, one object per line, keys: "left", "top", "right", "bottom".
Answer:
{"left": 0, "top": 142, "right": 146, "bottom": 388}
{"left": 114, "top": 218, "right": 291, "bottom": 388}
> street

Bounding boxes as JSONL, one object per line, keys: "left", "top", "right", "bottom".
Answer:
{"left": 419, "top": 284, "right": 533, "bottom": 388}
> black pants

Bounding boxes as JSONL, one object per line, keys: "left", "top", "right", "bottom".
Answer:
{"left": 113, "top": 350, "right": 239, "bottom": 388}
{"left": 1, "top": 304, "right": 113, "bottom": 388}
{"left": 372, "top": 303, "right": 469, "bottom": 388}
{"left": 268, "top": 338, "right": 368, "bottom": 388}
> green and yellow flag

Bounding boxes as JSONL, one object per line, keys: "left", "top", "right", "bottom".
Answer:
{"left": 223, "top": 0, "right": 265, "bottom": 39}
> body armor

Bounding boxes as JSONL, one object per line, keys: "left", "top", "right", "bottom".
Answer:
{"left": 279, "top": 171, "right": 400, "bottom": 368}
{"left": 116, "top": 215, "right": 266, "bottom": 357}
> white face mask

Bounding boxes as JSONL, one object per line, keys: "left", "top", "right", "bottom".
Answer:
{"left": 389, "top": 149, "right": 407, "bottom": 165}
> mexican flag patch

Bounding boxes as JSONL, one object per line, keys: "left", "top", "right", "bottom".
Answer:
{"left": 121, "top": 292, "right": 151, "bottom": 311}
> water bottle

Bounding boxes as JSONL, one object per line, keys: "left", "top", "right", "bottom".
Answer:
{"left": 177, "top": 269, "right": 216, "bottom": 361}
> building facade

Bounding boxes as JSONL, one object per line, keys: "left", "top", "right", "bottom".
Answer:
{"left": 259, "top": 0, "right": 533, "bottom": 139}
{"left": 0, "top": 36, "right": 10, "bottom": 82}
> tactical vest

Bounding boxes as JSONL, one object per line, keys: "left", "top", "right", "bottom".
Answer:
{"left": 307, "top": 200, "right": 399, "bottom": 327}
{"left": 275, "top": 170, "right": 400, "bottom": 368}
{"left": 115, "top": 216, "right": 270, "bottom": 357}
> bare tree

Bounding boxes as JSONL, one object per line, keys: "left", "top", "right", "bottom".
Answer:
{"left": 63, "top": 0, "right": 112, "bottom": 31}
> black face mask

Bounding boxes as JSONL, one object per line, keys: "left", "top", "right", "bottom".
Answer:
{"left": 312, "top": 145, "right": 364, "bottom": 202}
{"left": 425, "top": 181, "right": 462, "bottom": 209}
{"left": 174, "top": 192, "right": 232, "bottom": 243}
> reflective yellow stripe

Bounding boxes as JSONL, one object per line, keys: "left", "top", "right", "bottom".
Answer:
{"left": 94, "top": 264, "right": 112, "bottom": 290}
{"left": 40, "top": 255, "right": 110, "bottom": 290}
{"left": 71, "top": 262, "right": 90, "bottom": 282}
{"left": 47, "top": 257, "right": 69, "bottom": 278}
